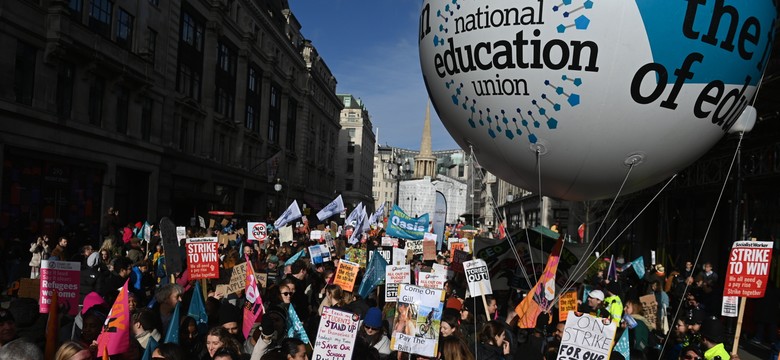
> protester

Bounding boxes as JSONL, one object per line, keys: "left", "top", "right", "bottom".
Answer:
{"left": 357, "top": 307, "right": 390, "bottom": 358}
{"left": 54, "top": 341, "right": 90, "bottom": 360}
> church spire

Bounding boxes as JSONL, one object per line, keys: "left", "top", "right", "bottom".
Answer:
{"left": 414, "top": 101, "right": 437, "bottom": 179}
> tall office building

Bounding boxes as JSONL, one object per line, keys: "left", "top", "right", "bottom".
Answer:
{"left": 337, "top": 95, "right": 376, "bottom": 211}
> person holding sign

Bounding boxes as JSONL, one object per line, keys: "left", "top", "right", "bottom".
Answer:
{"left": 357, "top": 307, "right": 391, "bottom": 357}
{"left": 476, "top": 321, "right": 511, "bottom": 360}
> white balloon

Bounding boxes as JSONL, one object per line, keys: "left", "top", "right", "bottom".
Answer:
{"left": 419, "top": 0, "right": 777, "bottom": 200}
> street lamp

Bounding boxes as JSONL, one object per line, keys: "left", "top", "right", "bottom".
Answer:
{"left": 505, "top": 192, "right": 514, "bottom": 231}
{"left": 387, "top": 156, "right": 412, "bottom": 206}
{"left": 274, "top": 178, "right": 283, "bottom": 214}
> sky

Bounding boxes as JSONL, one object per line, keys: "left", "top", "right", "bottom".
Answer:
{"left": 290, "top": 0, "right": 459, "bottom": 151}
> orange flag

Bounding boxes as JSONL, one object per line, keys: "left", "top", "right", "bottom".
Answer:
{"left": 45, "top": 290, "right": 59, "bottom": 359}
{"left": 514, "top": 237, "right": 563, "bottom": 328}
{"left": 98, "top": 280, "right": 131, "bottom": 357}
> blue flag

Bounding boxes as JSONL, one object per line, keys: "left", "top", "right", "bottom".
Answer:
{"left": 284, "top": 249, "right": 306, "bottom": 267}
{"left": 358, "top": 250, "right": 388, "bottom": 298}
{"left": 163, "top": 302, "right": 180, "bottom": 344}
{"left": 614, "top": 328, "right": 630, "bottom": 360}
{"left": 141, "top": 336, "right": 159, "bottom": 360}
{"left": 188, "top": 282, "right": 209, "bottom": 333}
{"left": 631, "top": 256, "right": 645, "bottom": 279}
{"left": 286, "top": 304, "right": 310, "bottom": 344}
{"left": 385, "top": 205, "right": 429, "bottom": 240}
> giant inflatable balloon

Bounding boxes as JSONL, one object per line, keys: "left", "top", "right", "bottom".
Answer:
{"left": 419, "top": 0, "right": 777, "bottom": 200}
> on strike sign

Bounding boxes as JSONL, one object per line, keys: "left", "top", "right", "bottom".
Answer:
{"left": 186, "top": 237, "right": 219, "bottom": 279}
{"left": 724, "top": 241, "right": 773, "bottom": 298}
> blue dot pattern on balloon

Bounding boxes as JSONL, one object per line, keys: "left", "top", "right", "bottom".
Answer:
{"left": 432, "top": 1, "right": 586, "bottom": 145}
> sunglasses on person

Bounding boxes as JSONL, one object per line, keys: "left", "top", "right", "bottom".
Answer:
{"left": 281, "top": 292, "right": 293, "bottom": 296}
{"left": 364, "top": 325, "right": 380, "bottom": 331}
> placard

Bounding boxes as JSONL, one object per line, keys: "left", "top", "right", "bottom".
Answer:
{"left": 248, "top": 222, "right": 267, "bottom": 242}
{"left": 423, "top": 239, "right": 436, "bottom": 261}
{"left": 559, "top": 291, "right": 579, "bottom": 322}
{"left": 392, "top": 247, "right": 407, "bottom": 265}
{"left": 558, "top": 312, "right": 617, "bottom": 360}
{"left": 382, "top": 236, "right": 396, "bottom": 247}
{"left": 186, "top": 237, "right": 219, "bottom": 279}
{"left": 450, "top": 249, "right": 470, "bottom": 273}
{"left": 417, "top": 270, "right": 446, "bottom": 290}
{"left": 639, "top": 294, "right": 658, "bottom": 327}
{"left": 312, "top": 307, "right": 360, "bottom": 360}
{"left": 723, "top": 240, "right": 774, "bottom": 298}
{"left": 40, "top": 260, "right": 81, "bottom": 316}
{"left": 449, "top": 242, "right": 466, "bottom": 262}
{"left": 333, "top": 260, "right": 360, "bottom": 292}
{"left": 309, "top": 244, "right": 332, "bottom": 264}
{"left": 371, "top": 247, "right": 392, "bottom": 265}
{"left": 310, "top": 230, "right": 323, "bottom": 241}
{"left": 463, "top": 259, "right": 492, "bottom": 297}
{"left": 345, "top": 248, "right": 367, "bottom": 268}
{"left": 386, "top": 265, "right": 411, "bottom": 302}
{"left": 391, "top": 284, "right": 443, "bottom": 357}
{"left": 279, "top": 226, "right": 293, "bottom": 243}
{"left": 176, "top": 226, "right": 187, "bottom": 242}
{"left": 215, "top": 262, "right": 248, "bottom": 296}
{"left": 721, "top": 296, "right": 739, "bottom": 317}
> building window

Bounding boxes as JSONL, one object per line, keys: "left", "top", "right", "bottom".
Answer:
{"left": 217, "top": 42, "right": 235, "bottom": 76}
{"left": 345, "top": 179, "right": 354, "bottom": 191}
{"left": 248, "top": 67, "right": 256, "bottom": 93}
{"left": 88, "top": 0, "right": 113, "bottom": 38}
{"left": 347, "top": 159, "right": 354, "bottom": 173}
{"left": 116, "top": 87, "right": 129, "bottom": 134}
{"left": 145, "top": 28, "right": 157, "bottom": 63}
{"left": 14, "top": 41, "right": 36, "bottom": 106}
{"left": 268, "top": 84, "right": 280, "bottom": 143}
{"left": 141, "top": 97, "right": 153, "bottom": 141}
{"left": 245, "top": 105, "right": 255, "bottom": 130}
{"left": 176, "top": 63, "right": 201, "bottom": 101}
{"left": 347, "top": 141, "right": 355, "bottom": 153}
{"left": 215, "top": 87, "right": 234, "bottom": 119}
{"left": 347, "top": 128, "right": 356, "bottom": 139}
{"left": 148, "top": 0, "right": 158, "bottom": 6}
{"left": 69, "top": 0, "right": 82, "bottom": 17}
{"left": 56, "top": 62, "right": 74, "bottom": 118}
{"left": 179, "top": 119, "right": 188, "bottom": 151}
{"left": 88, "top": 77, "right": 105, "bottom": 126}
{"left": 181, "top": 12, "right": 203, "bottom": 51}
{"left": 286, "top": 98, "right": 297, "bottom": 151}
{"left": 116, "top": 8, "right": 133, "bottom": 50}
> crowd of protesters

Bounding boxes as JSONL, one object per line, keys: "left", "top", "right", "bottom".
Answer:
{"left": 0, "top": 209, "right": 777, "bottom": 360}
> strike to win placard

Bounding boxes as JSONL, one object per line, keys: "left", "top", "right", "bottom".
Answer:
{"left": 724, "top": 241, "right": 773, "bottom": 298}
{"left": 186, "top": 237, "right": 219, "bottom": 279}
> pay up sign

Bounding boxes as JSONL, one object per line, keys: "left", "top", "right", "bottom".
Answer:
{"left": 724, "top": 240, "right": 773, "bottom": 298}
{"left": 186, "top": 237, "right": 219, "bottom": 279}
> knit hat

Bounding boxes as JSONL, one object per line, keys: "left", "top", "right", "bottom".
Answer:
{"left": 219, "top": 303, "right": 241, "bottom": 325}
{"left": 685, "top": 309, "right": 705, "bottom": 325}
{"left": 588, "top": 289, "right": 605, "bottom": 301}
{"left": 0, "top": 309, "right": 14, "bottom": 323}
{"left": 364, "top": 307, "right": 383, "bottom": 329}
{"left": 82, "top": 292, "right": 107, "bottom": 315}
{"left": 445, "top": 297, "right": 463, "bottom": 311}
{"left": 699, "top": 316, "right": 725, "bottom": 343}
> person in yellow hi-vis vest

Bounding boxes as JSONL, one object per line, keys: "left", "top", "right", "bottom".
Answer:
{"left": 603, "top": 282, "right": 623, "bottom": 324}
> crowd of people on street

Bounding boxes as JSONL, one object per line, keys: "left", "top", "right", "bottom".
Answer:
{"left": 0, "top": 209, "right": 777, "bottom": 360}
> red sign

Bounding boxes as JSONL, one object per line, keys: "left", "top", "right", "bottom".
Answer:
{"left": 186, "top": 237, "right": 219, "bottom": 279}
{"left": 724, "top": 241, "right": 773, "bottom": 298}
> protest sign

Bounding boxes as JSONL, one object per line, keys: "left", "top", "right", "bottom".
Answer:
{"left": 449, "top": 242, "right": 466, "bottom": 262}
{"left": 417, "top": 270, "right": 446, "bottom": 290}
{"left": 279, "top": 226, "right": 293, "bottom": 243}
{"left": 463, "top": 259, "right": 492, "bottom": 297}
{"left": 247, "top": 222, "right": 267, "bottom": 242}
{"left": 392, "top": 247, "right": 407, "bottom": 265}
{"left": 334, "top": 260, "right": 360, "bottom": 292}
{"left": 450, "top": 249, "right": 470, "bottom": 273}
{"left": 639, "top": 294, "right": 658, "bottom": 326}
{"left": 386, "top": 265, "right": 411, "bottom": 302}
{"left": 558, "top": 312, "right": 617, "bottom": 360}
{"left": 345, "top": 247, "right": 367, "bottom": 268}
{"left": 559, "top": 291, "right": 578, "bottom": 322}
{"left": 371, "top": 247, "right": 392, "bottom": 265}
{"left": 381, "top": 236, "right": 395, "bottom": 247}
{"left": 309, "top": 244, "right": 331, "bottom": 264}
{"left": 722, "top": 296, "right": 739, "bottom": 317}
{"left": 186, "top": 237, "right": 219, "bottom": 279}
{"left": 215, "top": 262, "right": 248, "bottom": 296}
{"left": 40, "top": 260, "right": 80, "bottom": 316}
{"left": 176, "top": 226, "right": 187, "bottom": 242}
{"left": 391, "top": 284, "right": 443, "bottom": 357}
{"left": 218, "top": 234, "right": 229, "bottom": 247}
{"left": 724, "top": 241, "right": 773, "bottom": 298}
{"left": 256, "top": 273, "right": 268, "bottom": 289}
{"left": 423, "top": 239, "right": 436, "bottom": 261}
{"left": 432, "top": 263, "right": 447, "bottom": 275}
{"left": 406, "top": 240, "right": 424, "bottom": 256}
{"left": 310, "top": 230, "right": 323, "bottom": 241}
{"left": 312, "top": 307, "right": 360, "bottom": 360}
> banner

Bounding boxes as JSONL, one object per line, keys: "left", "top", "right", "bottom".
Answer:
{"left": 317, "top": 195, "right": 346, "bottom": 221}
{"left": 386, "top": 265, "right": 411, "bottom": 302}
{"left": 631, "top": 256, "right": 646, "bottom": 279}
{"left": 287, "top": 303, "right": 310, "bottom": 343}
{"left": 432, "top": 191, "right": 447, "bottom": 250}
{"left": 98, "top": 280, "right": 131, "bottom": 356}
{"left": 247, "top": 222, "right": 267, "bottom": 242}
{"left": 515, "top": 237, "right": 563, "bottom": 328}
{"left": 558, "top": 291, "right": 578, "bottom": 322}
{"left": 386, "top": 205, "right": 430, "bottom": 240}
{"left": 724, "top": 240, "right": 774, "bottom": 298}
{"left": 309, "top": 245, "right": 331, "bottom": 264}
{"left": 186, "top": 237, "right": 219, "bottom": 279}
{"left": 390, "top": 285, "right": 443, "bottom": 357}
{"left": 558, "top": 312, "right": 617, "bottom": 360}
{"left": 39, "top": 260, "right": 80, "bottom": 316}
{"left": 333, "top": 260, "right": 360, "bottom": 292}
{"left": 312, "top": 307, "right": 360, "bottom": 360}
{"left": 463, "top": 259, "right": 492, "bottom": 297}
{"left": 274, "top": 200, "right": 303, "bottom": 229}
